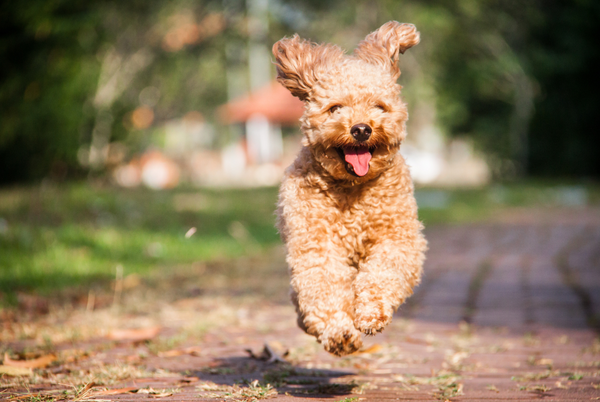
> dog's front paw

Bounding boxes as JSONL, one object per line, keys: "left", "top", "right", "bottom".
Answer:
{"left": 354, "top": 301, "right": 393, "bottom": 335}
{"left": 318, "top": 312, "right": 363, "bottom": 356}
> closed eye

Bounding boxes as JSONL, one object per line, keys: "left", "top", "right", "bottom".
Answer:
{"left": 375, "top": 104, "right": 387, "bottom": 112}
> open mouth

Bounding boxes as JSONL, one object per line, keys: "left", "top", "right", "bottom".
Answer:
{"left": 336, "top": 146, "right": 374, "bottom": 177}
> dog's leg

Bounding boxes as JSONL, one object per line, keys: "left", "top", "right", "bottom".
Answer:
{"left": 353, "top": 241, "right": 424, "bottom": 335}
{"left": 288, "top": 250, "right": 362, "bottom": 356}
{"left": 278, "top": 171, "right": 364, "bottom": 355}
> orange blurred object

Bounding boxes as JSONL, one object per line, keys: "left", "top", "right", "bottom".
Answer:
{"left": 131, "top": 106, "right": 154, "bottom": 129}
{"left": 113, "top": 151, "right": 180, "bottom": 190}
{"left": 140, "top": 151, "right": 180, "bottom": 189}
{"left": 219, "top": 81, "right": 304, "bottom": 125}
{"left": 162, "top": 13, "right": 224, "bottom": 52}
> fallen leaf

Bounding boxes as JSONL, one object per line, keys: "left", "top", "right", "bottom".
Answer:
{"left": 179, "top": 376, "right": 200, "bottom": 383}
{"left": 0, "top": 365, "right": 33, "bottom": 376}
{"left": 3, "top": 353, "right": 56, "bottom": 369}
{"left": 352, "top": 344, "right": 382, "bottom": 355}
{"left": 245, "top": 343, "right": 287, "bottom": 363}
{"left": 7, "top": 393, "right": 45, "bottom": 401}
{"left": 555, "top": 381, "right": 568, "bottom": 389}
{"left": 151, "top": 392, "right": 173, "bottom": 398}
{"left": 90, "top": 387, "right": 138, "bottom": 396}
{"left": 75, "top": 382, "right": 96, "bottom": 400}
{"left": 158, "top": 346, "right": 202, "bottom": 357}
{"left": 158, "top": 349, "right": 185, "bottom": 357}
{"left": 404, "top": 336, "right": 431, "bottom": 345}
{"left": 196, "top": 382, "right": 221, "bottom": 391}
{"left": 107, "top": 326, "right": 161, "bottom": 342}
{"left": 136, "top": 388, "right": 173, "bottom": 398}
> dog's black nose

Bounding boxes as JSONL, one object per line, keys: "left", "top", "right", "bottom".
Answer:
{"left": 350, "top": 123, "right": 372, "bottom": 142}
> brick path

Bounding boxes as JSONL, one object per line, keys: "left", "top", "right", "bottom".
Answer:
{"left": 4, "top": 208, "right": 600, "bottom": 401}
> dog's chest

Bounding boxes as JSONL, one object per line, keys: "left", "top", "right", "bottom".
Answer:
{"left": 329, "top": 191, "right": 398, "bottom": 264}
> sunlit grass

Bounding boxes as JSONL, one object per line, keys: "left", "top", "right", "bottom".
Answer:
{"left": 0, "top": 183, "right": 280, "bottom": 303}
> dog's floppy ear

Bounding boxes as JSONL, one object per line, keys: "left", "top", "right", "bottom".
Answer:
{"left": 273, "top": 35, "right": 343, "bottom": 101}
{"left": 354, "top": 21, "right": 419, "bottom": 80}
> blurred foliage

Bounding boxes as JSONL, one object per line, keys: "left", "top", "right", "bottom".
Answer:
{"left": 0, "top": 0, "right": 234, "bottom": 183}
{"left": 1, "top": 0, "right": 599, "bottom": 184}
{"left": 1, "top": 1, "right": 102, "bottom": 182}
{"left": 526, "top": 0, "right": 600, "bottom": 177}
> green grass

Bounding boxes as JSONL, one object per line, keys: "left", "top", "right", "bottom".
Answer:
{"left": 0, "top": 180, "right": 597, "bottom": 305}
{"left": 0, "top": 183, "right": 280, "bottom": 303}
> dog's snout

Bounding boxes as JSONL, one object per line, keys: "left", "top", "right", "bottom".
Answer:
{"left": 350, "top": 124, "right": 372, "bottom": 142}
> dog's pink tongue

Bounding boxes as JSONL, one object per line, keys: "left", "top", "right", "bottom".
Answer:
{"left": 344, "top": 146, "right": 372, "bottom": 177}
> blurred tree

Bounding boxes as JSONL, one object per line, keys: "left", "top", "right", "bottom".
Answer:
{"left": 0, "top": 0, "right": 233, "bottom": 184}
{"left": 423, "top": 0, "right": 600, "bottom": 178}
{"left": 1, "top": 0, "right": 599, "bottom": 184}
{"left": 0, "top": 1, "right": 103, "bottom": 183}
{"left": 527, "top": 0, "right": 600, "bottom": 177}
{"left": 419, "top": 0, "right": 540, "bottom": 177}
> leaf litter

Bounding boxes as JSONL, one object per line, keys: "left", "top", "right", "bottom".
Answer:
{"left": 3, "top": 352, "right": 57, "bottom": 369}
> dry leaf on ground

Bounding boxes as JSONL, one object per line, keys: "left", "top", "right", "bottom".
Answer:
{"left": 0, "top": 365, "right": 33, "bottom": 376}
{"left": 3, "top": 353, "right": 56, "bottom": 369}
{"left": 74, "top": 382, "right": 96, "bottom": 400}
{"left": 179, "top": 376, "right": 200, "bottom": 383}
{"left": 107, "top": 326, "right": 161, "bottom": 342}
{"left": 90, "top": 387, "right": 138, "bottom": 396}
{"left": 158, "top": 346, "right": 202, "bottom": 357}
{"left": 245, "top": 343, "right": 287, "bottom": 363}
{"left": 136, "top": 388, "right": 175, "bottom": 398}
{"left": 403, "top": 336, "right": 431, "bottom": 346}
{"left": 353, "top": 344, "right": 382, "bottom": 355}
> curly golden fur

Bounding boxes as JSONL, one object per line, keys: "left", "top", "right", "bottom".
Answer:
{"left": 273, "top": 21, "right": 427, "bottom": 356}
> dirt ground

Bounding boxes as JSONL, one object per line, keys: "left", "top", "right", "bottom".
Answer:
{"left": 2, "top": 207, "right": 600, "bottom": 401}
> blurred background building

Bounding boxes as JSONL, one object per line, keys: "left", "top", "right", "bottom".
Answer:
{"left": 1, "top": 0, "right": 598, "bottom": 188}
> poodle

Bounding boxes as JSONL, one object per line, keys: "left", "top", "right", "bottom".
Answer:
{"left": 273, "top": 21, "right": 427, "bottom": 356}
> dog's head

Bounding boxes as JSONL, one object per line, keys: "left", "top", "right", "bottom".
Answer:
{"left": 273, "top": 21, "right": 419, "bottom": 181}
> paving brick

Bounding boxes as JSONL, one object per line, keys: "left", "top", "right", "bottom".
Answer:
{"left": 5, "top": 209, "right": 600, "bottom": 401}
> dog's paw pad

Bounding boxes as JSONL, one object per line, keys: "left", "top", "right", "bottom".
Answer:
{"left": 321, "top": 328, "right": 363, "bottom": 356}
{"left": 319, "top": 312, "right": 363, "bottom": 356}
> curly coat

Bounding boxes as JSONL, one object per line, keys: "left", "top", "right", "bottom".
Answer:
{"left": 273, "top": 21, "right": 427, "bottom": 356}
